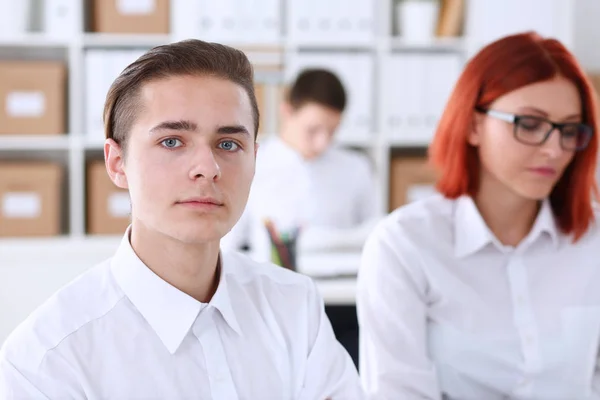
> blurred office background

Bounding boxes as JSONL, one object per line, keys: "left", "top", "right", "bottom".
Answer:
{"left": 1, "top": 0, "right": 600, "bottom": 349}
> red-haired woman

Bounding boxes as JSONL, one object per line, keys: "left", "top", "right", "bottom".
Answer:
{"left": 357, "top": 31, "right": 600, "bottom": 399}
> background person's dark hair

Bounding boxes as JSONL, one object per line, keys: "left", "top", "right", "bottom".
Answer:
{"left": 287, "top": 68, "right": 347, "bottom": 112}
{"left": 103, "top": 39, "right": 260, "bottom": 154}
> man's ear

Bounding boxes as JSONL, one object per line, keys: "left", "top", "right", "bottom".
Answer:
{"left": 104, "top": 138, "right": 128, "bottom": 189}
{"left": 468, "top": 112, "right": 484, "bottom": 146}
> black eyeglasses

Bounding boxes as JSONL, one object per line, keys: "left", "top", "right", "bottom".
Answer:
{"left": 476, "top": 108, "right": 593, "bottom": 151}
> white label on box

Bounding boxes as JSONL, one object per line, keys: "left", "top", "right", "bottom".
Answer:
{"left": 2, "top": 192, "right": 41, "bottom": 219}
{"left": 407, "top": 184, "right": 437, "bottom": 203}
{"left": 117, "top": 0, "right": 156, "bottom": 15}
{"left": 108, "top": 192, "right": 131, "bottom": 218}
{"left": 5, "top": 91, "right": 46, "bottom": 118}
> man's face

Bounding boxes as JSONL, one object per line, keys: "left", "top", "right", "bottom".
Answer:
{"left": 280, "top": 102, "right": 342, "bottom": 160}
{"left": 105, "top": 74, "right": 257, "bottom": 244}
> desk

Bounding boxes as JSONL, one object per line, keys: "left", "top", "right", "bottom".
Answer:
{"left": 314, "top": 277, "right": 357, "bottom": 305}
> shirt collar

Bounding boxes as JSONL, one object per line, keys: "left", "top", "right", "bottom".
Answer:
{"left": 209, "top": 254, "right": 242, "bottom": 336}
{"left": 110, "top": 227, "right": 242, "bottom": 354}
{"left": 453, "top": 195, "right": 558, "bottom": 258}
{"left": 526, "top": 197, "right": 559, "bottom": 248}
{"left": 453, "top": 195, "right": 494, "bottom": 258}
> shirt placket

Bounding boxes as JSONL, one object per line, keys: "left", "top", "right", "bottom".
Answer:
{"left": 193, "top": 307, "right": 239, "bottom": 400}
{"left": 506, "top": 253, "right": 540, "bottom": 398}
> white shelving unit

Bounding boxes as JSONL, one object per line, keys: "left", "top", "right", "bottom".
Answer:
{"left": 0, "top": 0, "right": 580, "bottom": 243}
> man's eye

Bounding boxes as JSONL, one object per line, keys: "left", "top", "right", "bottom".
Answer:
{"left": 161, "top": 138, "right": 182, "bottom": 148}
{"left": 218, "top": 141, "right": 239, "bottom": 151}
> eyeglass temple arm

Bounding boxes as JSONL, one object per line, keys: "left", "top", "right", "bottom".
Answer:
{"left": 475, "top": 107, "right": 516, "bottom": 123}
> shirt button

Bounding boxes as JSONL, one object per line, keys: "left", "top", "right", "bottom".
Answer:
{"left": 516, "top": 295, "right": 525, "bottom": 305}
{"left": 524, "top": 335, "right": 534, "bottom": 345}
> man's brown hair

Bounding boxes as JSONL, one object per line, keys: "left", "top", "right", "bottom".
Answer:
{"left": 103, "top": 39, "right": 260, "bottom": 153}
{"left": 287, "top": 68, "right": 346, "bottom": 112}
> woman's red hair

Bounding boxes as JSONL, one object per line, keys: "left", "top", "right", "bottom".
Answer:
{"left": 429, "top": 31, "right": 599, "bottom": 241}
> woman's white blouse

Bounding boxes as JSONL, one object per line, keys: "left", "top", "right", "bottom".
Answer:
{"left": 357, "top": 194, "right": 600, "bottom": 400}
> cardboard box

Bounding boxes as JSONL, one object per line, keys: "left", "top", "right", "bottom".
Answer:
{"left": 275, "top": 84, "right": 288, "bottom": 133}
{"left": 0, "top": 61, "right": 66, "bottom": 135}
{"left": 93, "top": 0, "right": 170, "bottom": 34}
{"left": 389, "top": 156, "right": 438, "bottom": 211}
{"left": 87, "top": 161, "right": 131, "bottom": 235}
{"left": 0, "top": 162, "right": 63, "bottom": 237}
{"left": 254, "top": 82, "right": 274, "bottom": 138}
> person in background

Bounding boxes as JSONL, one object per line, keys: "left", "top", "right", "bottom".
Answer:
{"left": 222, "top": 68, "right": 379, "bottom": 260}
{"left": 357, "top": 31, "right": 600, "bottom": 399}
{"left": 0, "top": 39, "right": 363, "bottom": 400}
{"left": 221, "top": 68, "right": 380, "bottom": 367}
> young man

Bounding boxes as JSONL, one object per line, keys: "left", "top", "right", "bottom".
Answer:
{"left": 0, "top": 40, "right": 364, "bottom": 399}
{"left": 221, "top": 68, "right": 379, "bottom": 262}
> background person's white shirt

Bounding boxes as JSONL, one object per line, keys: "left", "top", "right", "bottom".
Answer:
{"left": 0, "top": 230, "right": 364, "bottom": 399}
{"left": 357, "top": 194, "right": 600, "bottom": 400}
{"left": 222, "top": 136, "right": 379, "bottom": 261}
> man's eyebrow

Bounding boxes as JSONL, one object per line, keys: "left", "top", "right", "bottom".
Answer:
{"left": 217, "top": 125, "right": 251, "bottom": 136}
{"left": 149, "top": 120, "right": 198, "bottom": 134}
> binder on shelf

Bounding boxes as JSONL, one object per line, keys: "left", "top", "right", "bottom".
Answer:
{"left": 44, "top": 0, "right": 79, "bottom": 38}
{"left": 172, "top": 0, "right": 281, "bottom": 45}
{"left": 287, "top": 0, "right": 374, "bottom": 45}
{"left": 85, "top": 50, "right": 146, "bottom": 141}
{"left": 381, "top": 54, "right": 425, "bottom": 144}
{"left": 436, "top": 0, "right": 465, "bottom": 38}
{"left": 0, "top": 1, "right": 31, "bottom": 38}
{"left": 465, "top": 0, "right": 568, "bottom": 52}
{"left": 422, "top": 53, "right": 461, "bottom": 134}
{"left": 85, "top": 50, "right": 108, "bottom": 141}
{"left": 382, "top": 53, "right": 461, "bottom": 145}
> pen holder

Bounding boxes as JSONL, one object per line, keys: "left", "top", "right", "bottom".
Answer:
{"left": 264, "top": 220, "right": 300, "bottom": 271}
{"left": 269, "top": 234, "right": 298, "bottom": 271}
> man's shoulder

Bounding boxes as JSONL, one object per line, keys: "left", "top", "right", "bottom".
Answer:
{"left": 1, "top": 259, "right": 123, "bottom": 367}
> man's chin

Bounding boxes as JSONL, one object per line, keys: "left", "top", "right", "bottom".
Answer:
{"left": 171, "top": 224, "right": 228, "bottom": 245}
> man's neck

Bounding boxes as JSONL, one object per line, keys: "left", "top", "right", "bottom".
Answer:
{"left": 129, "top": 221, "right": 221, "bottom": 303}
{"left": 474, "top": 177, "right": 541, "bottom": 247}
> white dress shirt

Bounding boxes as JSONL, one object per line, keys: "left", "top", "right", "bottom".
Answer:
{"left": 0, "top": 230, "right": 363, "bottom": 399}
{"left": 357, "top": 194, "right": 600, "bottom": 400}
{"left": 221, "top": 136, "right": 379, "bottom": 261}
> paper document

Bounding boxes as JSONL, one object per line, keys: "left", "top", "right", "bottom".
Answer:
{"left": 297, "top": 251, "right": 362, "bottom": 278}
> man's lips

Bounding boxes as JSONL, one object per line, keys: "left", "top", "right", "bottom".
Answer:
{"left": 176, "top": 197, "right": 224, "bottom": 208}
